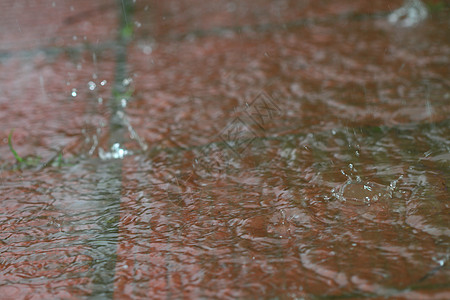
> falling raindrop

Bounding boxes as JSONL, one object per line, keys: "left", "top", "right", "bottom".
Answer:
{"left": 101, "top": 80, "right": 107, "bottom": 86}
{"left": 88, "top": 81, "right": 96, "bottom": 91}
{"left": 71, "top": 88, "right": 77, "bottom": 97}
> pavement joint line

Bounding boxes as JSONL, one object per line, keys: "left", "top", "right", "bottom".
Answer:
{"left": 0, "top": 8, "right": 394, "bottom": 58}
{"left": 0, "top": 40, "right": 121, "bottom": 62}
{"left": 150, "top": 10, "right": 392, "bottom": 42}
{"left": 140, "top": 118, "right": 450, "bottom": 158}
{"left": 88, "top": 0, "right": 134, "bottom": 298}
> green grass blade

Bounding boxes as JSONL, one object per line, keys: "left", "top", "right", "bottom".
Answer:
{"left": 8, "top": 129, "right": 23, "bottom": 163}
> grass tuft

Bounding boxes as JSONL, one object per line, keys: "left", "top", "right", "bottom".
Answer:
{"left": 8, "top": 129, "right": 23, "bottom": 163}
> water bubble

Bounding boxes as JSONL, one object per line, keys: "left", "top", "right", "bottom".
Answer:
{"left": 71, "top": 88, "right": 77, "bottom": 97}
{"left": 88, "top": 81, "right": 96, "bottom": 91}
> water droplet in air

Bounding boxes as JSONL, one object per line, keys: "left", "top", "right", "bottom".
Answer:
{"left": 88, "top": 81, "right": 96, "bottom": 91}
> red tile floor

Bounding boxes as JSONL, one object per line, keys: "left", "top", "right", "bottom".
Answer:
{"left": 1, "top": 0, "right": 449, "bottom": 299}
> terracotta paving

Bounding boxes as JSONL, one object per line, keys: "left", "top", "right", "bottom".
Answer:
{"left": 0, "top": 0, "right": 449, "bottom": 299}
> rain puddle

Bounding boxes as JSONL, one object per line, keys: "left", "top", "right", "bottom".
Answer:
{"left": 1, "top": 0, "right": 449, "bottom": 299}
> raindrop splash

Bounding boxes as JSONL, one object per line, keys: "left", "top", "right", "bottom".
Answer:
{"left": 99, "top": 143, "right": 131, "bottom": 160}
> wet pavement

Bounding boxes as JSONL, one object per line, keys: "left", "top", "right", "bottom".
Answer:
{"left": 1, "top": 0, "right": 449, "bottom": 299}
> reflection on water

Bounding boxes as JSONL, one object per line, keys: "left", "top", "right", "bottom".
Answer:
{"left": 0, "top": 160, "right": 122, "bottom": 298}
{"left": 0, "top": 0, "right": 449, "bottom": 299}
{"left": 113, "top": 120, "right": 449, "bottom": 298}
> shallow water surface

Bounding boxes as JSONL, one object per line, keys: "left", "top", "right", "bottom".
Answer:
{"left": 1, "top": 0, "right": 449, "bottom": 299}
